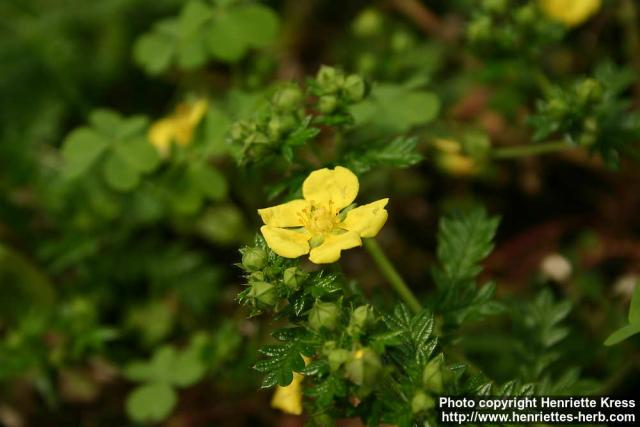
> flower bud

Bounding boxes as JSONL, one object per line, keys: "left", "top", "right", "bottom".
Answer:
{"left": 318, "top": 95, "right": 338, "bottom": 114}
{"left": 272, "top": 85, "right": 303, "bottom": 111}
{"left": 283, "top": 267, "right": 307, "bottom": 291}
{"left": 267, "top": 116, "right": 283, "bottom": 140}
{"left": 308, "top": 301, "right": 340, "bottom": 331}
{"left": 247, "top": 281, "right": 278, "bottom": 308}
{"left": 344, "top": 348, "right": 381, "bottom": 387}
{"left": 352, "top": 9, "right": 383, "bottom": 37}
{"left": 327, "top": 348, "right": 351, "bottom": 371}
{"left": 411, "top": 391, "right": 435, "bottom": 413}
{"left": 343, "top": 75, "right": 366, "bottom": 102}
{"left": 467, "top": 16, "right": 492, "bottom": 42}
{"left": 349, "top": 305, "right": 375, "bottom": 332}
{"left": 242, "top": 247, "right": 267, "bottom": 271}
{"left": 577, "top": 79, "right": 603, "bottom": 104}
{"left": 422, "top": 354, "right": 444, "bottom": 393}
{"left": 316, "top": 66, "right": 342, "bottom": 94}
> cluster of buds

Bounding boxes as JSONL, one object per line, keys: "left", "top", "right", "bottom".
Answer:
{"left": 411, "top": 354, "right": 446, "bottom": 414}
{"left": 532, "top": 78, "right": 604, "bottom": 147}
{"left": 237, "top": 243, "right": 308, "bottom": 312}
{"left": 467, "top": 0, "right": 563, "bottom": 55}
{"left": 228, "top": 84, "right": 306, "bottom": 164}
{"left": 322, "top": 341, "right": 382, "bottom": 394}
{"left": 311, "top": 66, "right": 366, "bottom": 115}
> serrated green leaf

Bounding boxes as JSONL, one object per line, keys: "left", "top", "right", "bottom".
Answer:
{"left": 437, "top": 207, "right": 499, "bottom": 284}
{"left": 126, "top": 383, "right": 177, "bottom": 423}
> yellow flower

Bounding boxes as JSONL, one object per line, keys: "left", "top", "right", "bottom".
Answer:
{"left": 271, "top": 371, "right": 304, "bottom": 415}
{"left": 433, "top": 138, "right": 479, "bottom": 177}
{"left": 258, "top": 166, "right": 388, "bottom": 264}
{"left": 538, "top": 0, "right": 601, "bottom": 27}
{"left": 148, "top": 99, "right": 208, "bottom": 155}
{"left": 271, "top": 355, "right": 311, "bottom": 415}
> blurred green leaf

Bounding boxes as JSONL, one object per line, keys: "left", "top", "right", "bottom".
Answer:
{"left": 126, "top": 383, "right": 177, "bottom": 423}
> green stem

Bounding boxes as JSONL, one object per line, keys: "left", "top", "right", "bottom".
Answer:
{"left": 363, "top": 239, "right": 422, "bottom": 314}
{"left": 492, "top": 141, "right": 574, "bottom": 159}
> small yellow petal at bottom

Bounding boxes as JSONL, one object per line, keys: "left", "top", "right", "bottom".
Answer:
{"left": 148, "top": 118, "right": 177, "bottom": 156}
{"left": 260, "top": 226, "right": 311, "bottom": 258}
{"left": 271, "top": 372, "right": 303, "bottom": 415}
{"left": 309, "top": 231, "right": 362, "bottom": 264}
{"left": 341, "top": 198, "right": 389, "bottom": 238}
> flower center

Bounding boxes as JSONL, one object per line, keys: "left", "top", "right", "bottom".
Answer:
{"left": 300, "top": 202, "right": 340, "bottom": 235}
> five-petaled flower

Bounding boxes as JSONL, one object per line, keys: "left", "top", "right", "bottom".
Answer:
{"left": 258, "top": 166, "right": 388, "bottom": 264}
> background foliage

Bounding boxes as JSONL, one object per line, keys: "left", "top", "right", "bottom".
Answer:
{"left": 1, "top": 0, "right": 639, "bottom": 426}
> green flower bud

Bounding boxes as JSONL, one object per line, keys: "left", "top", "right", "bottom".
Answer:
{"left": 283, "top": 267, "right": 307, "bottom": 291}
{"left": 349, "top": 305, "right": 375, "bottom": 331}
{"left": 229, "top": 121, "right": 247, "bottom": 141}
{"left": 467, "top": 16, "right": 492, "bottom": 42}
{"left": 247, "top": 281, "right": 278, "bottom": 308}
{"left": 272, "top": 85, "right": 303, "bottom": 111}
{"left": 391, "top": 30, "right": 413, "bottom": 52}
{"left": 422, "top": 354, "right": 444, "bottom": 393}
{"left": 308, "top": 301, "right": 341, "bottom": 330}
{"left": 343, "top": 74, "right": 366, "bottom": 103}
{"left": 461, "top": 131, "right": 491, "bottom": 159}
{"left": 352, "top": 9, "right": 383, "bottom": 37}
{"left": 344, "top": 348, "right": 381, "bottom": 387}
{"left": 577, "top": 79, "right": 603, "bottom": 104}
{"left": 249, "top": 271, "right": 265, "bottom": 281}
{"left": 327, "top": 348, "right": 351, "bottom": 371}
{"left": 242, "top": 247, "right": 267, "bottom": 271}
{"left": 411, "top": 391, "right": 435, "bottom": 413}
{"left": 316, "top": 66, "right": 343, "bottom": 94}
{"left": 267, "top": 116, "right": 283, "bottom": 140}
{"left": 318, "top": 95, "right": 338, "bottom": 114}
{"left": 547, "top": 98, "right": 567, "bottom": 119}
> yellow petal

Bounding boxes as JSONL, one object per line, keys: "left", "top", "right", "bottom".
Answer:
{"left": 309, "top": 231, "right": 361, "bottom": 264}
{"left": 186, "top": 99, "right": 208, "bottom": 126}
{"left": 261, "top": 226, "right": 310, "bottom": 258}
{"left": 341, "top": 198, "right": 389, "bottom": 238}
{"left": 271, "top": 372, "right": 303, "bottom": 415}
{"left": 148, "top": 118, "right": 177, "bottom": 156}
{"left": 302, "top": 166, "right": 359, "bottom": 209}
{"left": 258, "top": 199, "right": 309, "bottom": 228}
{"left": 538, "top": 0, "right": 601, "bottom": 27}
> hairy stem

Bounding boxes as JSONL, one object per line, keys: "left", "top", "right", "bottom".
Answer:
{"left": 363, "top": 239, "right": 422, "bottom": 313}
{"left": 492, "top": 141, "right": 574, "bottom": 159}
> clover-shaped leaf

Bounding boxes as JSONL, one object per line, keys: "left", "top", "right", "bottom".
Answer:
{"left": 62, "top": 109, "right": 159, "bottom": 192}
{"left": 126, "top": 382, "right": 177, "bottom": 423}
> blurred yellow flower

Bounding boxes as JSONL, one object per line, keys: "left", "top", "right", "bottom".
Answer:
{"left": 271, "top": 371, "right": 304, "bottom": 415}
{"left": 433, "top": 138, "right": 479, "bottom": 177}
{"left": 538, "top": 0, "right": 601, "bottom": 27}
{"left": 148, "top": 99, "right": 208, "bottom": 155}
{"left": 258, "top": 166, "right": 388, "bottom": 264}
